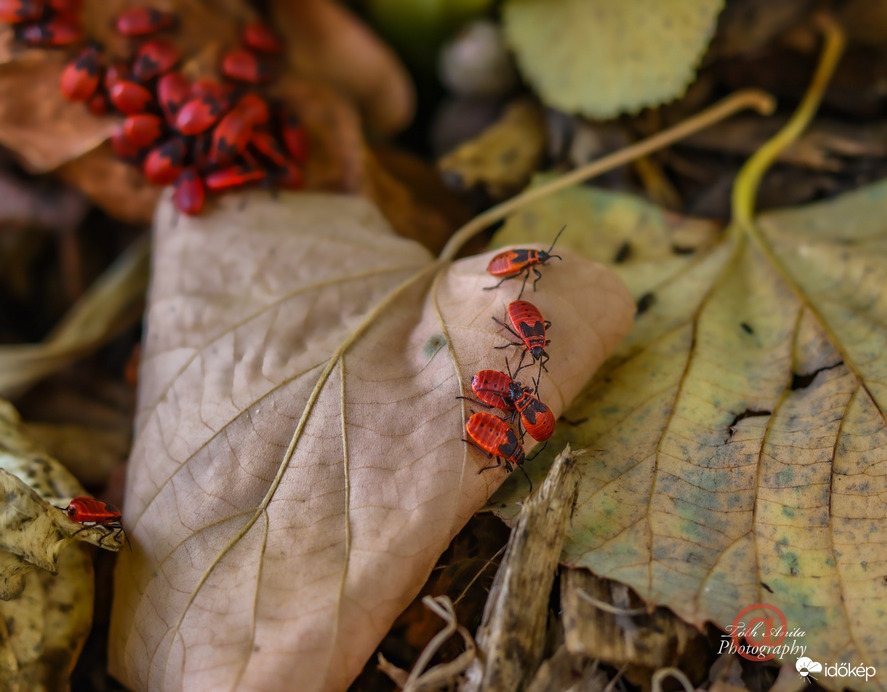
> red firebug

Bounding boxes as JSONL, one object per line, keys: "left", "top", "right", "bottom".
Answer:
{"left": 464, "top": 412, "right": 524, "bottom": 473}
{"left": 114, "top": 6, "right": 175, "bottom": 36}
{"left": 60, "top": 44, "right": 100, "bottom": 101}
{"left": 486, "top": 225, "right": 565, "bottom": 299}
{"left": 131, "top": 37, "right": 179, "bottom": 81}
{"left": 221, "top": 48, "right": 272, "bottom": 83}
{"left": 242, "top": 21, "right": 283, "bottom": 54}
{"left": 173, "top": 167, "right": 205, "bottom": 215}
{"left": 143, "top": 137, "right": 187, "bottom": 185}
{"left": 109, "top": 80, "right": 154, "bottom": 115}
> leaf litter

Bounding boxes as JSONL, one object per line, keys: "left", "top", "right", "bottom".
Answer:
{"left": 0, "top": 398, "right": 124, "bottom": 689}
{"left": 108, "top": 190, "right": 634, "bottom": 690}
{"left": 492, "top": 17, "right": 887, "bottom": 686}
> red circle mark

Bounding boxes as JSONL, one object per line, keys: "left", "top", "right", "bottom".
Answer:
{"left": 730, "top": 603, "right": 787, "bottom": 661}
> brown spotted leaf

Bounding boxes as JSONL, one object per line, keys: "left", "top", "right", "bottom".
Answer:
{"left": 108, "top": 191, "right": 634, "bottom": 690}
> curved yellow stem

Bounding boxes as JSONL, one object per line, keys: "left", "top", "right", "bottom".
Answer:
{"left": 731, "top": 14, "right": 845, "bottom": 231}
{"left": 439, "top": 89, "right": 776, "bottom": 262}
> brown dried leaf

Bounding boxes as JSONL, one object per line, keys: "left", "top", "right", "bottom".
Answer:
{"left": 109, "top": 192, "right": 634, "bottom": 690}
{"left": 272, "top": 77, "right": 461, "bottom": 250}
{"left": 56, "top": 144, "right": 162, "bottom": 225}
{"left": 272, "top": 0, "right": 415, "bottom": 134}
{"left": 270, "top": 77, "right": 365, "bottom": 193}
{"left": 80, "top": 0, "right": 247, "bottom": 61}
{"left": 0, "top": 53, "right": 116, "bottom": 173}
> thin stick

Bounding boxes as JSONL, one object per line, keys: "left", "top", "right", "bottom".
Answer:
{"left": 439, "top": 89, "right": 776, "bottom": 262}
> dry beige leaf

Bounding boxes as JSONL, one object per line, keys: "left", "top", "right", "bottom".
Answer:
{"left": 109, "top": 191, "right": 634, "bottom": 691}
{"left": 273, "top": 0, "right": 416, "bottom": 134}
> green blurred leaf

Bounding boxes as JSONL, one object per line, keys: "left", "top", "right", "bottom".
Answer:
{"left": 368, "top": 0, "right": 493, "bottom": 73}
{"left": 503, "top": 0, "right": 724, "bottom": 118}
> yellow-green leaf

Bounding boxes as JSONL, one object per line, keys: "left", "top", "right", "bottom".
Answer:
{"left": 491, "top": 178, "right": 887, "bottom": 684}
{"left": 503, "top": 0, "right": 724, "bottom": 118}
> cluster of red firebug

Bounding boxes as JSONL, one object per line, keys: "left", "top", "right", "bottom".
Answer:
{"left": 3, "top": 2, "right": 309, "bottom": 215}
{"left": 1, "top": 0, "right": 84, "bottom": 46}
{"left": 463, "top": 227, "right": 566, "bottom": 484}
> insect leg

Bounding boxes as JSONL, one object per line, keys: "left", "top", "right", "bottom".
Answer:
{"left": 484, "top": 275, "right": 515, "bottom": 292}
{"left": 517, "top": 464, "right": 533, "bottom": 494}
{"left": 478, "top": 457, "right": 503, "bottom": 473}
{"left": 512, "top": 349, "right": 530, "bottom": 376}
{"left": 516, "top": 269, "right": 530, "bottom": 301}
{"left": 491, "top": 315, "right": 522, "bottom": 341}
{"left": 526, "top": 441, "right": 548, "bottom": 461}
{"left": 463, "top": 435, "right": 495, "bottom": 459}
{"left": 456, "top": 395, "right": 496, "bottom": 409}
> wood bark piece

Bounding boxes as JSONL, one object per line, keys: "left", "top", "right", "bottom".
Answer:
{"left": 462, "top": 445, "right": 581, "bottom": 692}
{"left": 561, "top": 570, "right": 708, "bottom": 684}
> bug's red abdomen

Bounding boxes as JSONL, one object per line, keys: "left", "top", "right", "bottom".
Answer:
{"left": 0, "top": 0, "right": 45, "bottom": 24}
{"left": 143, "top": 137, "right": 187, "bottom": 185}
{"left": 508, "top": 300, "right": 548, "bottom": 354}
{"left": 173, "top": 167, "right": 205, "bottom": 215}
{"left": 132, "top": 37, "right": 180, "bottom": 82}
{"left": 60, "top": 45, "right": 101, "bottom": 102}
{"left": 204, "top": 164, "right": 267, "bottom": 193}
{"left": 156, "top": 71, "right": 190, "bottom": 125}
{"left": 242, "top": 21, "right": 283, "bottom": 54}
{"left": 465, "top": 412, "right": 524, "bottom": 470}
{"left": 222, "top": 48, "right": 273, "bottom": 84}
{"left": 109, "top": 80, "right": 154, "bottom": 115}
{"left": 66, "top": 497, "right": 122, "bottom": 524}
{"left": 471, "top": 370, "right": 515, "bottom": 410}
{"left": 209, "top": 109, "right": 252, "bottom": 166}
{"left": 115, "top": 6, "right": 175, "bottom": 36}
{"left": 20, "top": 18, "right": 83, "bottom": 46}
